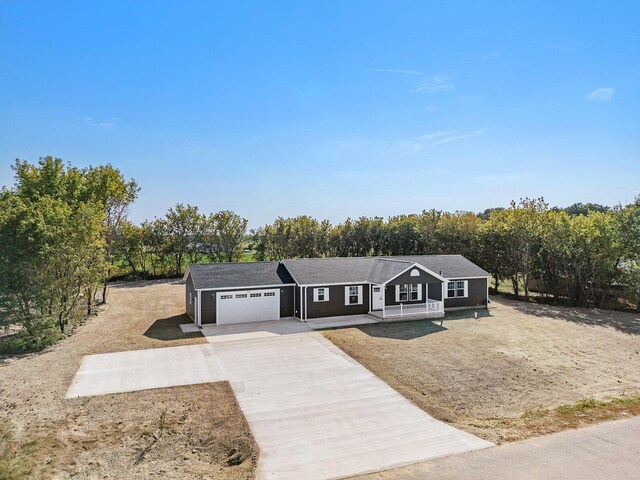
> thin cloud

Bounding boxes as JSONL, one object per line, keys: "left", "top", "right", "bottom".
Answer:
{"left": 369, "top": 68, "right": 421, "bottom": 74}
{"left": 585, "top": 88, "right": 615, "bottom": 102}
{"left": 479, "top": 50, "right": 502, "bottom": 61}
{"left": 399, "top": 127, "right": 487, "bottom": 150}
{"left": 83, "top": 117, "right": 116, "bottom": 127}
{"left": 411, "top": 75, "right": 455, "bottom": 93}
{"left": 98, "top": 122, "right": 115, "bottom": 127}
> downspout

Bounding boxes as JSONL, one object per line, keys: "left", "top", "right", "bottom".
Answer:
{"left": 304, "top": 286, "right": 308, "bottom": 322}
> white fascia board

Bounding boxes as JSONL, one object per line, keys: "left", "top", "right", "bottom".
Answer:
{"left": 195, "top": 284, "right": 296, "bottom": 292}
{"left": 382, "top": 263, "right": 448, "bottom": 285}
{"left": 446, "top": 276, "right": 491, "bottom": 280}
{"left": 296, "top": 281, "right": 371, "bottom": 287}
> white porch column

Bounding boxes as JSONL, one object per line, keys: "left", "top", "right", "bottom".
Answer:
{"left": 382, "top": 285, "right": 386, "bottom": 318}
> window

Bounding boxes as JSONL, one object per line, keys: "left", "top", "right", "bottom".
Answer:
{"left": 313, "top": 287, "right": 329, "bottom": 302}
{"left": 344, "top": 285, "right": 362, "bottom": 305}
{"left": 220, "top": 294, "right": 233, "bottom": 300}
{"left": 447, "top": 281, "right": 456, "bottom": 298}
{"left": 349, "top": 286, "right": 359, "bottom": 304}
{"left": 236, "top": 293, "right": 248, "bottom": 298}
{"left": 250, "top": 293, "right": 261, "bottom": 298}
{"left": 446, "top": 280, "right": 468, "bottom": 298}
{"left": 264, "top": 292, "right": 276, "bottom": 297}
{"left": 410, "top": 268, "right": 420, "bottom": 277}
{"left": 410, "top": 284, "right": 419, "bottom": 300}
{"left": 398, "top": 284, "right": 408, "bottom": 302}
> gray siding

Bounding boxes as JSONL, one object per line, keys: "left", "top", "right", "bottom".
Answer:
{"left": 444, "top": 278, "right": 488, "bottom": 309}
{"left": 199, "top": 286, "right": 295, "bottom": 324}
{"left": 280, "top": 286, "right": 295, "bottom": 317}
{"left": 185, "top": 274, "right": 196, "bottom": 320}
{"left": 387, "top": 268, "right": 441, "bottom": 286}
{"left": 305, "top": 284, "right": 370, "bottom": 319}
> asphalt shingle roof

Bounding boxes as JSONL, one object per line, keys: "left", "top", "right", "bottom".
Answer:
{"left": 186, "top": 262, "right": 294, "bottom": 290}
{"left": 186, "top": 255, "right": 489, "bottom": 289}
{"left": 382, "top": 255, "right": 491, "bottom": 279}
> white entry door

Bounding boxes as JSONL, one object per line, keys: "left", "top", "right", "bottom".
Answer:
{"left": 217, "top": 289, "right": 280, "bottom": 325}
{"left": 372, "top": 285, "right": 383, "bottom": 310}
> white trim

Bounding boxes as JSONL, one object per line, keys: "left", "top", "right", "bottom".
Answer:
{"left": 197, "top": 290, "right": 202, "bottom": 326}
{"left": 313, "top": 287, "right": 329, "bottom": 302}
{"left": 196, "top": 283, "right": 295, "bottom": 292}
{"left": 345, "top": 285, "right": 363, "bottom": 305}
{"left": 446, "top": 276, "right": 491, "bottom": 280}
{"left": 446, "top": 280, "right": 468, "bottom": 299}
{"left": 382, "top": 262, "right": 448, "bottom": 285}
{"left": 297, "top": 281, "right": 371, "bottom": 287}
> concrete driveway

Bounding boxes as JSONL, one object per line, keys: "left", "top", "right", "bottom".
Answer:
{"left": 68, "top": 324, "right": 492, "bottom": 480}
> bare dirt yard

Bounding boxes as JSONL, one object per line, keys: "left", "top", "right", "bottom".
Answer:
{"left": 0, "top": 280, "right": 258, "bottom": 480}
{"left": 323, "top": 297, "right": 640, "bottom": 444}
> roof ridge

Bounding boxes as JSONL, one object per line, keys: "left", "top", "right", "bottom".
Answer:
{"left": 373, "top": 257, "right": 412, "bottom": 264}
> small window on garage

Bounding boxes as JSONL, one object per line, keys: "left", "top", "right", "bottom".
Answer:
{"left": 236, "top": 293, "right": 248, "bottom": 298}
{"left": 313, "top": 287, "right": 329, "bottom": 302}
{"left": 264, "top": 292, "right": 275, "bottom": 297}
{"left": 220, "top": 294, "right": 233, "bottom": 300}
{"left": 250, "top": 293, "right": 262, "bottom": 298}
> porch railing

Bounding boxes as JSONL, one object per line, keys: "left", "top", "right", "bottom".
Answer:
{"left": 383, "top": 299, "right": 444, "bottom": 318}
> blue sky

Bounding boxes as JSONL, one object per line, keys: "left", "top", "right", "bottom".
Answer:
{"left": 1, "top": 1, "right": 639, "bottom": 228}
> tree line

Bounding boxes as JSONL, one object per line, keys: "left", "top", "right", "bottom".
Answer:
{"left": 1, "top": 157, "right": 638, "bottom": 352}
{"left": 252, "top": 199, "right": 640, "bottom": 309}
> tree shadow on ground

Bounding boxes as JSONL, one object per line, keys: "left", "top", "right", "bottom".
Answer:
{"left": 143, "top": 314, "right": 202, "bottom": 341}
{"left": 354, "top": 319, "right": 447, "bottom": 340}
{"left": 501, "top": 297, "right": 640, "bottom": 336}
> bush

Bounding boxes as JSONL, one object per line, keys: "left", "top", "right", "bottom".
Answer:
{"left": 0, "top": 321, "right": 62, "bottom": 355}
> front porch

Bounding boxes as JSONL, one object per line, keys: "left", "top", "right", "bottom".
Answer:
{"left": 370, "top": 299, "right": 444, "bottom": 319}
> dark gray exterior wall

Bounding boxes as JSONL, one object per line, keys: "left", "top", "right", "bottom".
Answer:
{"left": 429, "top": 282, "right": 443, "bottom": 301}
{"left": 198, "top": 285, "right": 295, "bottom": 324}
{"left": 444, "top": 278, "right": 488, "bottom": 309}
{"left": 185, "top": 274, "right": 196, "bottom": 320}
{"left": 387, "top": 268, "right": 442, "bottom": 286}
{"left": 280, "top": 286, "right": 295, "bottom": 317}
{"left": 295, "top": 286, "right": 302, "bottom": 319}
{"left": 305, "top": 283, "right": 370, "bottom": 319}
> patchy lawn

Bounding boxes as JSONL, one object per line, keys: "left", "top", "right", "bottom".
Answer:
{"left": 0, "top": 280, "right": 257, "bottom": 480}
{"left": 322, "top": 297, "right": 640, "bottom": 444}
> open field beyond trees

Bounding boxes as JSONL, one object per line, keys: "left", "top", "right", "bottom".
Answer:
{"left": 323, "top": 298, "right": 640, "bottom": 444}
{"left": 0, "top": 281, "right": 257, "bottom": 480}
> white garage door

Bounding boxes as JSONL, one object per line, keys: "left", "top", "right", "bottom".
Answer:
{"left": 217, "top": 289, "right": 280, "bottom": 325}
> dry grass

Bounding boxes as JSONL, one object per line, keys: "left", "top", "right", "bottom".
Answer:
{"left": 0, "top": 280, "right": 258, "bottom": 480}
{"left": 322, "top": 297, "right": 640, "bottom": 444}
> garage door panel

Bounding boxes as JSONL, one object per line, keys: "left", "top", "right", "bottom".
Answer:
{"left": 217, "top": 289, "right": 280, "bottom": 325}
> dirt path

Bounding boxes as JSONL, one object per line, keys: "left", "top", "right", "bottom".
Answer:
{"left": 323, "top": 297, "right": 640, "bottom": 444}
{"left": 0, "top": 280, "right": 258, "bottom": 479}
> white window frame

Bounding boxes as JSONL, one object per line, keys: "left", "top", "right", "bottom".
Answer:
{"left": 395, "top": 284, "right": 409, "bottom": 302}
{"left": 409, "top": 284, "right": 422, "bottom": 301}
{"left": 344, "top": 285, "right": 363, "bottom": 305}
{"left": 313, "top": 287, "right": 329, "bottom": 302}
{"left": 446, "top": 280, "right": 468, "bottom": 298}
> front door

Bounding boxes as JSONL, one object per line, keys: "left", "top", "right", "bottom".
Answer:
{"left": 372, "top": 286, "right": 383, "bottom": 310}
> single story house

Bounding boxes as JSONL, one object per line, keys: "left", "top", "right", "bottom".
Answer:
{"left": 184, "top": 255, "right": 490, "bottom": 326}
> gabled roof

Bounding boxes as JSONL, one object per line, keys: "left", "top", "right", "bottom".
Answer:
{"left": 185, "top": 255, "right": 490, "bottom": 290}
{"left": 281, "top": 257, "right": 409, "bottom": 285}
{"left": 384, "top": 255, "right": 490, "bottom": 279}
{"left": 185, "top": 262, "right": 294, "bottom": 290}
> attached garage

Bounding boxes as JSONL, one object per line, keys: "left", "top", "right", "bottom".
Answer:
{"left": 217, "top": 288, "right": 280, "bottom": 325}
{"left": 184, "top": 262, "right": 296, "bottom": 326}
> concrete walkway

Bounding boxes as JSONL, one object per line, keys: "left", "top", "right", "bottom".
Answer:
{"left": 353, "top": 416, "right": 640, "bottom": 480}
{"left": 67, "top": 325, "right": 492, "bottom": 479}
{"left": 66, "top": 343, "right": 225, "bottom": 398}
